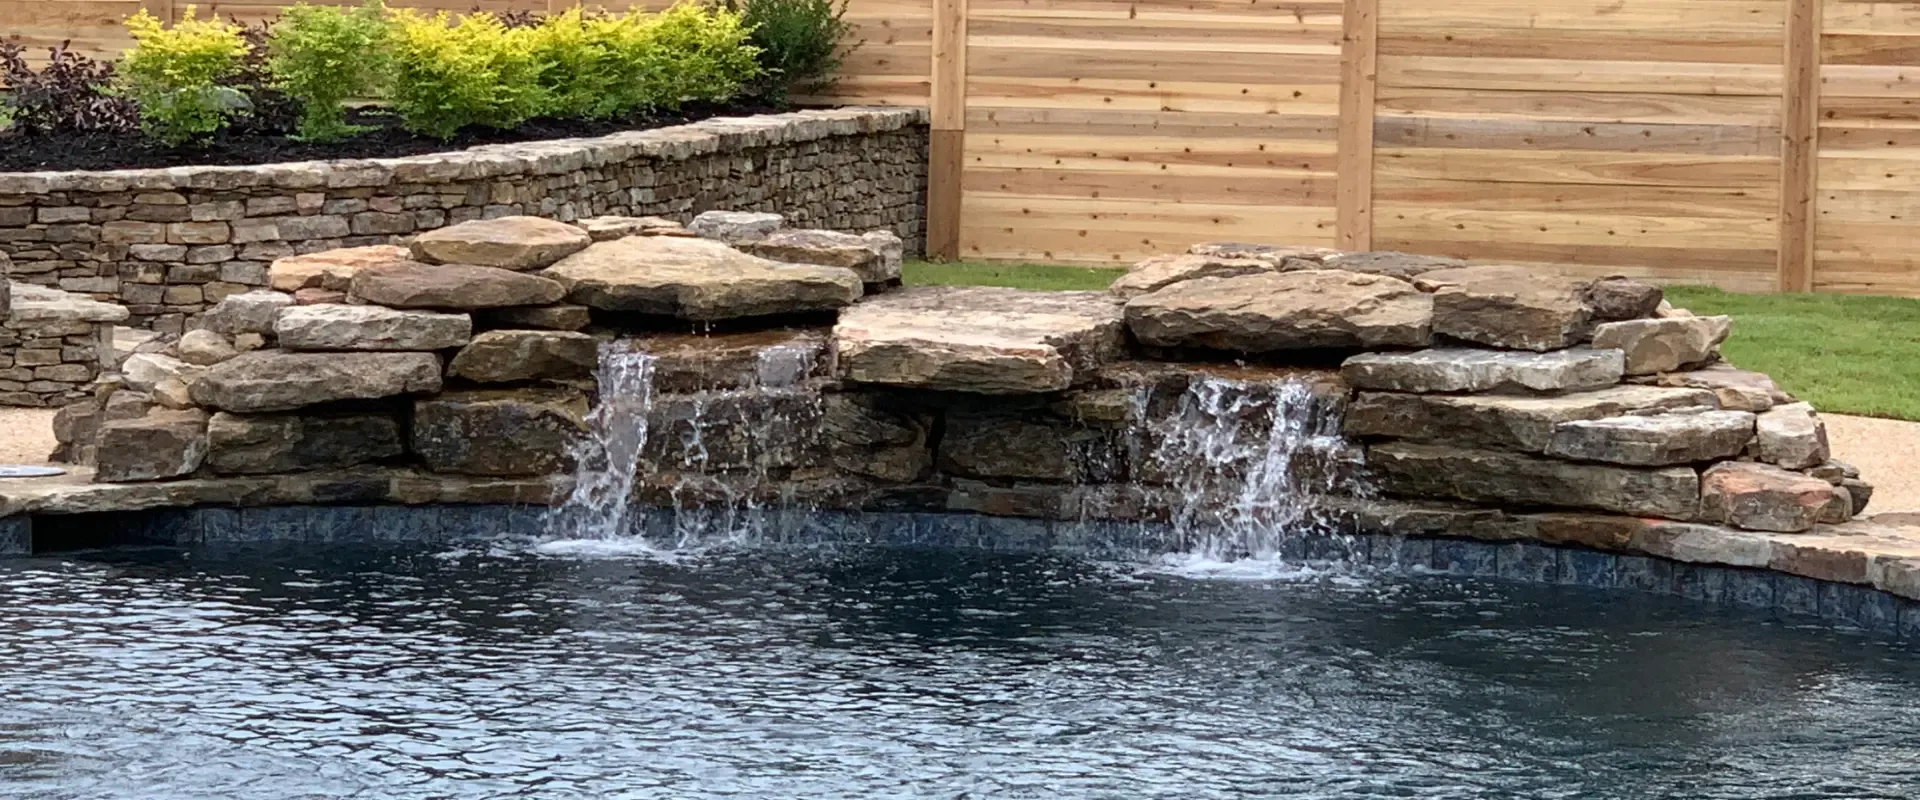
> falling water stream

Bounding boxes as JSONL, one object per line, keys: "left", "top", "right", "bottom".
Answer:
{"left": 544, "top": 343, "right": 657, "bottom": 540}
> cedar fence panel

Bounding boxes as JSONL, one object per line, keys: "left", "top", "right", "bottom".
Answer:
{"left": 14, "top": 0, "right": 1920, "bottom": 294}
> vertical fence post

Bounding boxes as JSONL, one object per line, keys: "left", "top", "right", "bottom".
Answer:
{"left": 1779, "top": 0, "right": 1820, "bottom": 292}
{"left": 927, "top": 0, "right": 967, "bottom": 261}
{"left": 1336, "top": 0, "right": 1378, "bottom": 251}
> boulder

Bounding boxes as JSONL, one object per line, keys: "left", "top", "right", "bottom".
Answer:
{"left": 1754, "top": 401, "right": 1830, "bottom": 469}
{"left": 574, "top": 215, "right": 685, "bottom": 241}
{"left": 541, "top": 236, "right": 862, "bottom": 320}
{"left": 862, "top": 231, "right": 905, "bottom": 281}
{"left": 1320, "top": 250, "right": 1464, "bottom": 280}
{"left": 1590, "top": 316, "right": 1731, "bottom": 375}
{"left": 349, "top": 262, "right": 565, "bottom": 310}
{"left": 1368, "top": 441, "right": 1700, "bottom": 520}
{"left": 1341, "top": 348, "right": 1624, "bottom": 394}
{"left": 412, "top": 388, "right": 587, "bottom": 476}
{"left": 94, "top": 409, "right": 208, "bottom": 483}
{"left": 447, "top": 330, "right": 598, "bottom": 383}
{"left": 1544, "top": 410, "right": 1756, "bottom": 466}
{"left": 835, "top": 286, "right": 1125, "bottom": 394}
{"left": 121, "top": 352, "right": 204, "bottom": 393}
{"left": 820, "top": 392, "right": 934, "bottom": 483}
{"left": 1819, "top": 484, "right": 1857, "bottom": 524}
{"left": 1844, "top": 477, "right": 1875, "bottom": 516}
{"left": 939, "top": 410, "right": 1117, "bottom": 482}
{"left": 189, "top": 351, "right": 443, "bottom": 413}
{"left": 205, "top": 411, "right": 404, "bottom": 474}
{"left": 1125, "top": 270, "right": 1432, "bottom": 353}
{"left": 269, "top": 245, "right": 411, "bottom": 292}
{"left": 175, "top": 330, "right": 238, "bottom": 366}
{"left": 1582, "top": 277, "right": 1664, "bottom": 322}
{"left": 688, "top": 210, "right": 783, "bottom": 243}
{"left": 274, "top": 305, "right": 472, "bottom": 352}
{"left": 1415, "top": 265, "right": 1591, "bottom": 351}
{"left": 49, "top": 397, "right": 102, "bottom": 465}
{"left": 475, "top": 304, "right": 593, "bottom": 331}
{"left": 1344, "top": 384, "right": 1716, "bottom": 452}
{"left": 409, "top": 216, "right": 591, "bottom": 271}
{"left": 738, "top": 228, "right": 902, "bottom": 284}
{"left": 1634, "top": 364, "right": 1788, "bottom": 412}
{"left": 201, "top": 290, "right": 293, "bottom": 338}
{"left": 151, "top": 377, "right": 194, "bottom": 409}
{"left": 1108, "top": 254, "right": 1277, "bottom": 299}
{"left": 1699, "top": 461, "right": 1835, "bottom": 533}
{"left": 102, "top": 390, "right": 153, "bottom": 423}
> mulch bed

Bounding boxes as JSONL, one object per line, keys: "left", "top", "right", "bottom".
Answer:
{"left": 0, "top": 100, "right": 786, "bottom": 172}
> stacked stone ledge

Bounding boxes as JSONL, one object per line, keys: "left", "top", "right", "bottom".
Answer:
{"left": 0, "top": 250, "right": 127, "bottom": 407}
{"left": 0, "top": 108, "right": 929, "bottom": 334}
{"left": 33, "top": 227, "right": 1914, "bottom": 607}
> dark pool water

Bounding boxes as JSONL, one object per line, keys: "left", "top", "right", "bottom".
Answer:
{"left": 1, "top": 542, "right": 1917, "bottom": 799}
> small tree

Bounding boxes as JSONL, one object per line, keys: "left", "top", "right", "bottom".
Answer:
{"left": 267, "top": 0, "right": 392, "bottom": 141}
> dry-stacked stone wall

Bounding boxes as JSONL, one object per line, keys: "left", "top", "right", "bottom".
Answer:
{"left": 0, "top": 108, "right": 928, "bottom": 334}
{"left": 0, "top": 253, "right": 130, "bottom": 406}
{"left": 17, "top": 224, "right": 1920, "bottom": 633}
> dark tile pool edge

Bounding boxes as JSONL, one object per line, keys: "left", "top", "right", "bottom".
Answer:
{"left": 7, "top": 505, "right": 1918, "bottom": 640}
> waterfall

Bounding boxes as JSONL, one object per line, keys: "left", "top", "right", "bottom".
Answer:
{"left": 657, "top": 342, "right": 825, "bottom": 544}
{"left": 1136, "top": 375, "right": 1364, "bottom": 561}
{"left": 545, "top": 343, "right": 657, "bottom": 539}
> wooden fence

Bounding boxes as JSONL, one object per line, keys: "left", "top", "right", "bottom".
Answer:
{"left": 13, "top": 0, "right": 1920, "bottom": 294}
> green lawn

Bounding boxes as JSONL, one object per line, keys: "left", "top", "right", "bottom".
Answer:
{"left": 904, "top": 261, "right": 1920, "bottom": 421}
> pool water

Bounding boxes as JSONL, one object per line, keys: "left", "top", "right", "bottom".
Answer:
{"left": 1, "top": 542, "right": 1915, "bottom": 799}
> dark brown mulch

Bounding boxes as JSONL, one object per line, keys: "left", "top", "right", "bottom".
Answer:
{"left": 0, "top": 100, "right": 786, "bottom": 172}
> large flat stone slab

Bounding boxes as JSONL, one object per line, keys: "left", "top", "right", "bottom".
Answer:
{"left": 94, "top": 410, "right": 208, "bottom": 483}
{"left": 205, "top": 412, "right": 404, "bottom": 475}
{"left": 1344, "top": 384, "right": 1717, "bottom": 452}
{"left": 737, "top": 229, "right": 903, "bottom": 284}
{"left": 1125, "top": 270, "right": 1432, "bottom": 353}
{"left": 617, "top": 328, "right": 832, "bottom": 393}
{"left": 1700, "top": 461, "right": 1836, "bottom": 533}
{"left": 1341, "top": 348, "right": 1625, "bottom": 393}
{"left": 541, "top": 236, "right": 862, "bottom": 320}
{"left": 834, "top": 286, "right": 1125, "bottom": 394}
{"left": 1415, "top": 265, "right": 1591, "bottom": 351}
{"left": 1368, "top": 441, "right": 1700, "bottom": 519}
{"left": 274, "top": 305, "right": 472, "bottom": 351}
{"left": 350, "top": 262, "right": 566, "bottom": 310}
{"left": 1107, "top": 254, "right": 1276, "bottom": 300}
{"left": 447, "top": 330, "right": 598, "bottom": 383}
{"left": 410, "top": 216, "right": 592, "bottom": 271}
{"left": 1591, "top": 315, "right": 1731, "bottom": 375}
{"left": 189, "top": 351, "right": 444, "bottom": 413}
{"left": 1545, "top": 409, "right": 1755, "bottom": 466}
{"left": 270, "top": 245, "right": 412, "bottom": 292}
{"left": 412, "top": 388, "right": 587, "bottom": 476}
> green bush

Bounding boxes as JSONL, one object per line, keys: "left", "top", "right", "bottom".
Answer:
{"left": 527, "top": 8, "right": 655, "bottom": 120}
{"left": 646, "top": 1, "right": 761, "bottom": 108}
{"left": 386, "top": 9, "right": 547, "bottom": 139}
{"left": 267, "top": 0, "right": 391, "bottom": 141}
{"left": 727, "top": 0, "right": 850, "bottom": 100}
{"left": 118, "top": 7, "right": 251, "bottom": 146}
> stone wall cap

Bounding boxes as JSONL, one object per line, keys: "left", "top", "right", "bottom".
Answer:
{"left": 0, "top": 107, "right": 928, "bottom": 194}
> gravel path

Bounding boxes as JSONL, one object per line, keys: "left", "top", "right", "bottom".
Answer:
{"left": 1826, "top": 414, "right": 1920, "bottom": 513}
{"left": 0, "top": 408, "right": 56, "bottom": 466}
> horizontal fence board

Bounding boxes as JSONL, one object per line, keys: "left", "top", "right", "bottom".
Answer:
{"left": 1374, "top": 238, "right": 1781, "bottom": 286}
{"left": 1380, "top": 56, "right": 1784, "bottom": 95}
{"left": 1379, "top": 29, "right": 1783, "bottom": 63}
{"left": 1378, "top": 206, "right": 1777, "bottom": 249}
{"left": 1374, "top": 178, "right": 1780, "bottom": 215}
{"left": 1376, "top": 88, "right": 1783, "bottom": 125}
{"left": 964, "top": 167, "right": 1335, "bottom": 204}
{"left": 1374, "top": 116, "right": 1780, "bottom": 155}
{"left": 1376, "top": 148, "right": 1780, "bottom": 187}
{"left": 1378, "top": 0, "right": 1785, "bottom": 33}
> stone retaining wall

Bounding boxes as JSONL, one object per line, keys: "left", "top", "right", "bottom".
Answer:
{"left": 0, "top": 276, "right": 128, "bottom": 406}
{"left": 23, "top": 224, "right": 1920, "bottom": 629}
{"left": 0, "top": 108, "right": 929, "bottom": 333}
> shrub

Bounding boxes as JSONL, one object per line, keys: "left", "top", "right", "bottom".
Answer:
{"left": 227, "top": 18, "right": 301, "bottom": 135}
{"left": 0, "top": 40, "right": 140, "bottom": 136}
{"left": 386, "top": 9, "right": 547, "bottom": 139}
{"left": 727, "top": 0, "right": 850, "bottom": 100}
{"left": 268, "top": 0, "right": 391, "bottom": 141}
{"left": 645, "top": 1, "right": 761, "bottom": 108}
{"left": 119, "top": 8, "right": 251, "bottom": 146}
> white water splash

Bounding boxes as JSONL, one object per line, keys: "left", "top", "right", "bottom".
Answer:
{"left": 659, "top": 342, "right": 825, "bottom": 546}
{"left": 544, "top": 344, "right": 657, "bottom": 540}
{"left": 1137, "top": 375, "right": 1366, "bottom": 563}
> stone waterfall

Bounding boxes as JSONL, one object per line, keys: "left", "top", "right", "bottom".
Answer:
{"left": 545, "top": 344, "right": 657, "bottom": 540}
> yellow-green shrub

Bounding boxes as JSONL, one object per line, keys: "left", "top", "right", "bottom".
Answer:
{"left": 645, "top": 1, "right": 761, "bottom": 108}
{"left": 267, "top": 0, "right": 392, "bottom": 141}
{"left": 526, "top": 8, "right": 651, "bottom": 120}
{"left": 386, "top": 9, "right": 547, "bottom": 139}
{"left": 119, "top": 7, "right": 250, "bottom": 146}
